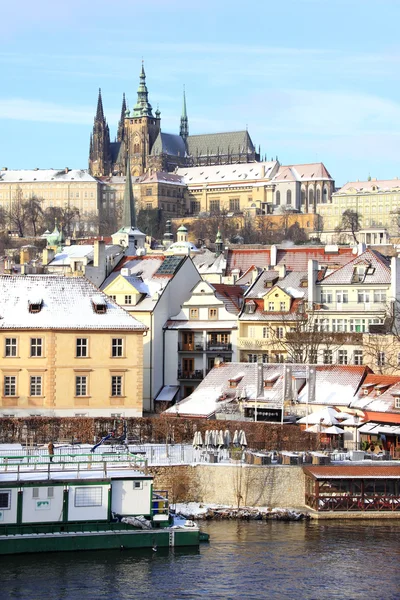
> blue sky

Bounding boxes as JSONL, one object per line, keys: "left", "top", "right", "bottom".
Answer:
{"left": 1, "top": 0, "right": 400, "bottom": 185}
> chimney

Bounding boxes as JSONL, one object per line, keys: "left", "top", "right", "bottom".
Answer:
{"left": 65, "top": 167, "right": 69, "bottom": 174}
{"left": 357, "top": 242, "right": 366, "bottom": 255}
{"left": 307, "top": 366, "right": 316, "bottom": 405}
{"left": 94, "top": 240, "right": 105, "bottom": 268}
{"left": 261, "top": 164, "right": 266, "bottom": 178}
{"left": 270, "top": 244, "right": 277, "bottom": 266}
{"left": 256, "top": 362, "right": 263, "bottom": 397}
{"left": 214, "top": 356, "right": 224, "bottom": 368}
{"left": 252, "top": 267, "right": 259, "bottom": 283}
{"left": 42, "top": 248, "right": 55, "bottom": 265}
{"left": 277, "top": 264, "right": 286, "bottom": 279}
{"left": 307, "top": 259, "right": 318, "bottom": 306}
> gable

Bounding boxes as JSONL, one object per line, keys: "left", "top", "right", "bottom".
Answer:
{"left": 263, "top": 286, "right": 291, "bottom": 312}
{"left": 103, "top": 274, "right": 142, "bottom": 296}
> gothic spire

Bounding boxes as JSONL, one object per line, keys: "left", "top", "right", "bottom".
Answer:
{"left": 96, "top": 88, "right": 104, "bottom": 121}
{"left": 132, "top": 62, "right": 153, "bottom": 118}
{"left": 117, "top": 93, "right": 126, "bottom": 142}
{"left": 180, "top": 87, "right": 189, "bottom": 141}
{"left": 123, "top": 158, "right": 136, "bottom": 228}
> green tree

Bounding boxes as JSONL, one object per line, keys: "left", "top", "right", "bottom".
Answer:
{"left": 336, "top": 209, "right": 361, "bottom": 244}
{"left": 23, "top": 195, "right": 43, "bottom": 237}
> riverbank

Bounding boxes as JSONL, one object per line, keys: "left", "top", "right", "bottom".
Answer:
{"left": 175, "top": 502, "right": 309, "bottom": 521}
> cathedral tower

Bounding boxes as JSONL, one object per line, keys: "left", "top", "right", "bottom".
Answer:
{"left": 124, "top": 63, "right": 161, "bottom": 177}
{"left": 88, "top": 89, "right": 111, "bottom": 177}
{"left": 179, "top": 88, "right": 189, "bottom": 142}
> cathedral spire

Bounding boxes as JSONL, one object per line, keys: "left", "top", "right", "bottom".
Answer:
{"left": 123, "top": 158, "right": 136, "bottom": 228}
{"left": 117, "top": 92, "right": 126, "bottom": 143}
{"left": 96, "top": 88, "right": 104, "bottom": 121}
{"left": 132, "top": 61, "right": 153, "bottom": 118}
{"left": 180, "top": 87, "right": 189, "bottom": 141}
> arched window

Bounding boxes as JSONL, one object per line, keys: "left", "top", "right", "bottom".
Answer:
{"left": 316, "top": 188, "right": 321, "bottom": 203}
{"left": 301, "top": 189, "right": 306, "bottom": 204}
{"left": 323, "top": 187, "right": 328, "bottom": 203}
{"left": 276, "top": 190, "right": 281, "bottom": 205}
{"left": 309, "top": 188, "right": 314, "bottom": 205}
{"left": 286, "top": 190, "right": 292, "bottom": 205}
{"left": 133, "top": 143, "right": 140, "bottom": 154}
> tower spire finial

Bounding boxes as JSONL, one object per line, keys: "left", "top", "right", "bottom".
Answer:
{"left": 96, "top": 88, "right": 104, "bottom": 121}
{"left": 180, "top": 86, "right": 189, "bottom": 142}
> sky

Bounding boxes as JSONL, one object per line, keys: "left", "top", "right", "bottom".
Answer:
{"left": 1, "top": 0, "right": 400, "bottom": 186}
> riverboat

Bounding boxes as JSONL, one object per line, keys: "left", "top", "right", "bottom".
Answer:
{"left": 0, "top": 453, "right": 209, "bottom": 555}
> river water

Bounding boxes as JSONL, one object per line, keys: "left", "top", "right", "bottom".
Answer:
{"left": 2, "top": 520, "right": 400, "bottom": 600}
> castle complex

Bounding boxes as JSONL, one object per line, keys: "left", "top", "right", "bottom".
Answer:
{"left": 89, "top": 64, "right": 260, "bottom": 178}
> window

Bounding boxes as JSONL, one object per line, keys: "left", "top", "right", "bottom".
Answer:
{"left": 276, "top": 327, "right": 284, "bottom": 339}
{"left": 280, "top": 302, "right": 286, "bottom": 311}
{"left": 112, "top": 338, "right": 124, "bottom": 358}
{"left": 354, "top": 350, "right": 363, "bottom": 366}
{"left": 395, "top": 398, "right": 400, "bottom": 409}
{"left": 309, "top": 188, "right": 314, "bottom": 205}
{"left": 229, "top": 198, "right": 240, "bottom": 212}
{"left": 111, "top": 375, "right": 123, "bottom": 397}
{"left": 268, "top": 301, "right": 275, "bottom": 311}
{"left": 301, "top": 189, "right": 306, "bottom": 204}
{"left": 110, "top": 295, "right": 117, "bottom": 302}
{"left": 191, "top": 200, "right": 201, "bottom": 215}
{"left": 0, "top": 490, "right": 11, "bottom": 509}
{"left": 75, "top": 376, "right": 88, "bottom": 397}
{"left": 275, "top": 191, "right": 281, "bottom": 205}
{"left": 336, "top": 291, "right": 348, "bottom": 304}
{"left": 209, "top": 200, "right": 220, "bottom": 214}
{"left": 310, "top": 351, "right": 317, "bottom": 364}
{"left": 377, "top": 352, "right": 386, "bottom": 367}
{"left": 323, "top": 350, "right": 333, "bottom": 365}
{"left": 30, "top": 376, "right": 42, "bottom": 396}
{"left": 262, "top": 353, "right": 269, "bottom": 363}
{"left": 5, "top": 338, "right": 17, "bottom": 357}
{"left": 286, "top": 190, "right": 292, "bottom": 205}
{"left": 76, "top": 338, "right": 88, "bottom": 358}
{"left": 316, "top": 188, "right": 321, "bottom": 203}
{"left": 30, "top": 338, "right": 43, "bottom": 357}
{"left": 146, "top": 202, "right": 152, "bottom": 210}
{"left": 47, "top": 487, "right": 54, "bottom": 498}
{"left": 248, "top": 326, "right": 256, "bottom": 338}
{"left": 74, "top": 486, "right": 103, "bottom": 507}
{"left": 133, "top": 481, "right": 143, "bottom": 489}
{"left": 4, "top": 376, "right": 16, "bottom": 396}
{"left": 189, "top": 308, "right": 198, "bottom": 320}
{"left": 275, "top": 354, "right": 285, "bottom": 363}
{"left": 248, "top": 354, "right": 258, "bottom": 363}
{"left": 262, "top": 327, "right": 269, "bottom": 339}
{"left": 338, "top": 350, "right": 348, "bottom": 365}
{"left": 373, "top": 290, "right": 387, "bottom": 303}
{"left": 357, "top": 290, "right": 370, "bottom": 303}
{"left": 124, "top": 295, "right": 132, "bottom": 305}
{"left": 209, "top": 308, "right": 218, "bottom": 320}
{"left": 32, "top": 488, "right": 39, "bottom": 499}
{"left": 146, "top": 188, "right": 152, "bottom": 196}
{"left": 320, "top": 291, "right": 333, "bottom": 304}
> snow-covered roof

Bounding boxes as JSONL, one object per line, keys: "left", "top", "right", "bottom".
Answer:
{"left": 0, "top": 169, "right": 97, "bottom": 183}
{"left": 176, "top": 161, "right": 279, "bottom": 185}
{"left": 48, "top": 244, "right": 123, "bottom": 267}
{"left": 0, "top": 275, "right": 146, "bottom": 330}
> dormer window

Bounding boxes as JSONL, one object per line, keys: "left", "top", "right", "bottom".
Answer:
{"left": 264, "top": 375, "right": 279, "bottom": 389}
{"left": 245, "top": 301, "right": 256, "bottom": 314}
{"left": 92, "top": 295, "right": 107, "bottom": 314}
{"left": 229, "top": 374, "right": 244, "bottom": 388}
{"left": 28, "top": 298, "right": 43, "bottom": 313}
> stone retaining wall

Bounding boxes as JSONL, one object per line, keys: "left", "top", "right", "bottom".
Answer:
{"left": 149, "top": 464, "right": 305, "bottom": 509}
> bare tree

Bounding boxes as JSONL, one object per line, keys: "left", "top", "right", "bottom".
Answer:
{"left": 8, "top": 186, "right": 25, "bottom": 237}
{"left": 23, "top": 195, "right": 43, "bottom": 237}
{"left": 336, "top": 209, "right": 361, "bottom": 244}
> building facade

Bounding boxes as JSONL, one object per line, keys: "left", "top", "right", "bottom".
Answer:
{"left": 0, "top": 276, "right": 146, "bottom": 417}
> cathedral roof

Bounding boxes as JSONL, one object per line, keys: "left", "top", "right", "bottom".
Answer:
{"left": 0, "top": 169, "right": 96, "bottom": 183}
{"left": 186, "top": 130, "right": 255, "bottom": 158}
{"left": 110, "top": 141, "right": 124, "bottom": 165}
{"left": 150, "top": 132, "right": 187, "bottom": 157}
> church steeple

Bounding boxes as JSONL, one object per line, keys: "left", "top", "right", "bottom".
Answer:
{"left": 89, "top": 88, "right": 111, "bottom": 177}
{"left": 96, "top": 88, "right": 105, "bottom": 120}
{"left": 132, "top": 62, "right": 154, "bottom": 118}
{"left": 180, "top": 87, "right": 189, "bottom": 141}
{"left": 117, "top": 93, "right": 126, "bottom": 143}
{"left": 123, "top": 157, "right": 136, "bottom": 228}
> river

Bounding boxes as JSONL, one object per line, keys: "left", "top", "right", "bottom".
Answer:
{"left": 2, "top": 520, "right": 400, "bottom": 600}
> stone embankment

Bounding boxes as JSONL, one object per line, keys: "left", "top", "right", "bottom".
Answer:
{"left": 176, "top": 504, "right": 310, "bottom": 521}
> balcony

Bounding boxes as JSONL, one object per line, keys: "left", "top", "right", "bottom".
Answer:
{"left": 318, "top": 302, "right": 388, "bottom": 313}
{"left": 177, "top": 370, "right": 205, "bottom": 380}
{"left": 206, "top": 342, "right": 232, "bottom": 352}
{"left": 178, "top": 343, "right": 205, "bottom": 352}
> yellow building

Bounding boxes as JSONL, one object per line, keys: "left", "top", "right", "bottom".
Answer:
{"left": 176, "top": 162, "right": 279, "bottom": 216}
{"left": 0, "top": 168, "right": 100, "bottom": 220}
{"left": 318, "top": 178, "right": 400, "bottom": 235}
{"left": 0, "top": 275, "right": 146, "bottom": 417}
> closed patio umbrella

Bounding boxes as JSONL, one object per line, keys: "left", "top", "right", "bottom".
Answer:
{"left": 233, "top": 430, "right": 239, "bottom": 446}
{"left": 239, "top": 430, "right": 248, "bottom": 448}
{"left": 224, "top": 430, "right": 231, "bottom": 447}
{"left": 217, "top": 430, "right": 224, "bottom": 447}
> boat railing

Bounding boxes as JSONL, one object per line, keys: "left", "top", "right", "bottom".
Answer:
{"left": 0, "top": 452, "right": 148, "bottom": 478}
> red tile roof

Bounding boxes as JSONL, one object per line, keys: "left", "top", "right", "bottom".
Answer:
{"left": 212, "top": 283, "right": 245, "bottom": 314}
{"left": 304, "top": 465, "right": 400, "bottom": 479}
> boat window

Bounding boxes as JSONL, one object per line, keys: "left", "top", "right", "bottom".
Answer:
{"left": 0, "top": 490, "right": 11, "bottom": 509}
{"left": 74, "top": 486, "right": 103, "bottom": 507}
{"left": 47, "top": 487, "right": 54, "bottom": 499}
{"left": 133, "top": 481, "right": 143, "bottom": 490}
{"left": 32, "top": 488, "right": 39, "bottom": 499}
